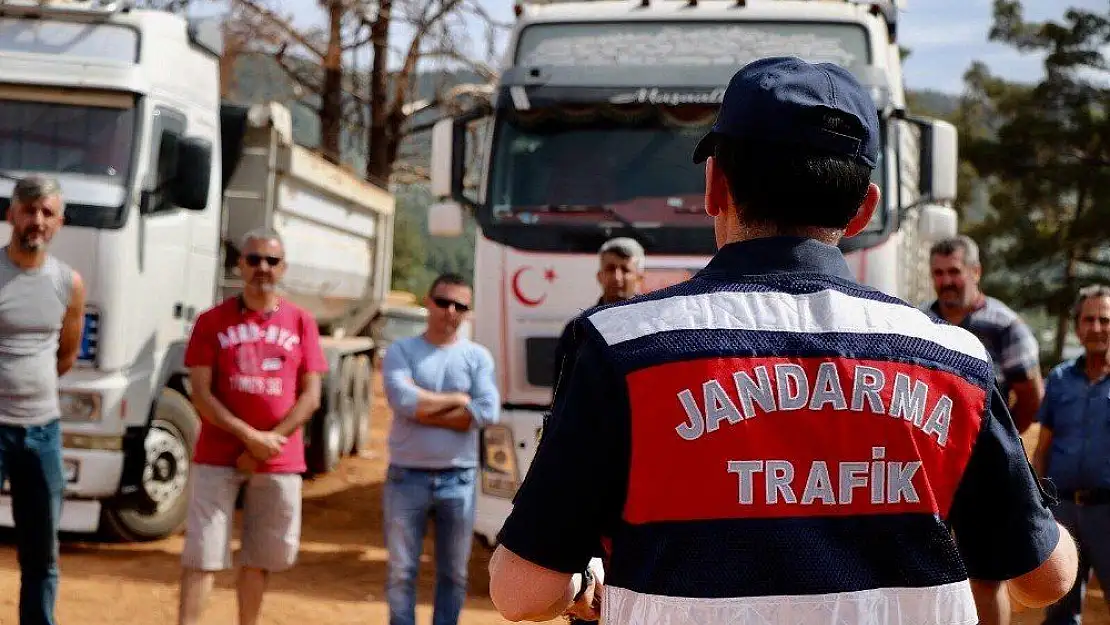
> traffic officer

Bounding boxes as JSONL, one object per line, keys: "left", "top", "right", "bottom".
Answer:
{"left": 487, "top": 56, "right": 1078, "bottom": 625}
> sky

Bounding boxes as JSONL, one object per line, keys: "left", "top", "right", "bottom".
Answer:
{"left": 202, "top": 0, "right": 1109, "bottom": 94}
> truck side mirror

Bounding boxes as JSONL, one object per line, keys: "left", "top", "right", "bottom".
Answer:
{"left": 170, "top": 137, "right": 212, "bottom": 211}
{"left": 430, "top": 118, "right": 456, "bottom": 203}
{"left": 428, "top": 201, "right": 464, "bottom": 238}
{"left": 429, "top": 107, "right": 489, "bottom": 237}
{"left": 916, "top": 118, "right": 958, "bottom": 203}
{"left": 917, "top": 203, "right": 958, "bottom": 243}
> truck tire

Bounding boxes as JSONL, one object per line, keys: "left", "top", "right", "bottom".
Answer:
{"left": 338, "top": 356, "right": 357, "bottom": 456}
{"left": 350, "top": 354, "right": 372, "bottom": 454}
{"left": 306, "top": 405, "right": 342, "bottom": 475}
{"left": 102, "top": 388, "right": 199, "bottom": 542}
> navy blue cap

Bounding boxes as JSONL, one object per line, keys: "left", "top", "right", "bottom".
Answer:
{"left": 692, "top": 56, "right": 880, "bottom": 168}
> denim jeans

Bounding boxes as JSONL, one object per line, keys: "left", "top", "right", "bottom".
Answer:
{"left": 1042, "top": 500, "right": 1110, "bottom": 625}
{"left": 0, "top": 420, "right": 64, "bottom": 625}
{"left": 384, "top": 465, "right": 477, "bottom": 625}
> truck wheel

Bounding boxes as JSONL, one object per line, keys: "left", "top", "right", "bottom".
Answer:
{"left": 339, "top": 356, "right": 357, "bottom": 456}
{"left": 351, "top": 355, "right": 372, "bottom": 454}
{"left": 306, "top": 408, "right": 342, "bottom": 475}
{"left": 103, "top": 388, "right": 198, "bottom": 542}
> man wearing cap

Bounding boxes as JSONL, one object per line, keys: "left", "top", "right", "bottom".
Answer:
{"left": 487, "top": 56, "right": 1077, "bottom": 625}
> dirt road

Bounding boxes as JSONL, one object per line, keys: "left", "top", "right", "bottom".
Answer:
{"left": 0, "top": 375, "right": 1100, "bottom": 624}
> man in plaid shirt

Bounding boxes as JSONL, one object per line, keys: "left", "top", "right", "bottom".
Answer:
{"left": 927, "top": 235, "right": 1046, "bottom": 625}
{"left": 927, "top": 235, "right": 1044, "bottom": 435}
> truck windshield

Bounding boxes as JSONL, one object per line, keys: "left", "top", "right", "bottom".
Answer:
{"left": 487, "top": 102, "right": 714, "bottom": 230}
{"left": 0, "top": 98, "right": 135, "bottom": 180}
{"left": 485, "top": 102, "right": 884, "bottom": 245}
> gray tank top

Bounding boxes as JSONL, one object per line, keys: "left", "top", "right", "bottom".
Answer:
{"left": 0, "top": 248, "right": 73, "bottom": 426}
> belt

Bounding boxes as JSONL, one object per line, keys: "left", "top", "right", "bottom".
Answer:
{"left": 1057, "top": 488, "right": 1110, "bottom": 506}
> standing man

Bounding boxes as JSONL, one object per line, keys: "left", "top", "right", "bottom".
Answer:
{"left": 928, "top": 236, "right": 1044, "bottom": 434}
{"left": 0, "top": 175, "right": 85, "bottom": 625}
{"left": 381, "top": 272, "right": 500, "bottom": 625}
{"left": 487, "top": 57, "right": 1077, "bottom": 624}
{"left": 178, "top": 228, "right": 328, "bottom": 625}
{"left": 1034, "top": 284, "right": 1110, "bottom": 625}
{"left": 549, "top": 237, "right": 645, "bottom": 625}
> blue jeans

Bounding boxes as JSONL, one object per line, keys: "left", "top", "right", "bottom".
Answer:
{"left": 0, "top": 420, "right": 64, "bottom": 625}
{"left": 384, "top": 465, "right": 477, "bottom": 625}
{"left": 1042, "top": 500, "right": 1110, "bottom": 625}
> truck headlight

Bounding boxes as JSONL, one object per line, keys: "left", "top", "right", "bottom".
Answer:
{"left": 59, "top": 391, "right": 102, "bottom": 422}
{"left": 480, "top": 425, "right": 521, "bottom": 499}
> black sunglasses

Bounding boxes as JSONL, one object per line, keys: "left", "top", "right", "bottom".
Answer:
{"left": 433, "top": 297, "right": 470, "bottom": 313}
{"left": 244, "top": 254, "right": 283, "bottom": 267}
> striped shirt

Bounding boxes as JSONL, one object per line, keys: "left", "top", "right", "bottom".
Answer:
{"left": 926, "top": 296, "right": 1041, "bottom": 398}
{"left": 499, "top": 236, "right": 1060, "bottom": 625}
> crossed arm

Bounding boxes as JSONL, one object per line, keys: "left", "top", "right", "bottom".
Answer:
{"left": 381, "top": 344, "right": 499, "bottom": 432}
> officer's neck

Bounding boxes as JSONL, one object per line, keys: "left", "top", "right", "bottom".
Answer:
{"left": 729, "top": 219, "right": 842, "bottom": 247}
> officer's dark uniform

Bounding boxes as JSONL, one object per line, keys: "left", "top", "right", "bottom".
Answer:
{"left": 497, "top": 57, "right": 1061, "bottom": 625}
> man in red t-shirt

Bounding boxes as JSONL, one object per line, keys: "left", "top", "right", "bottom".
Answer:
{"left": 176, "top": 228, "right": 328, "bottom": 625}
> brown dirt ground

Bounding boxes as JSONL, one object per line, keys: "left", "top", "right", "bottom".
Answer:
{"left": 0, "top": 377, "right": 1099, "bottom": 624}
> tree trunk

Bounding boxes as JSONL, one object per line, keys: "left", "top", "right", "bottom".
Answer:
{"left": 318, "top": 0, "right": 344, "bottom": 164}
{"left": 1054, "top": 248, "right": 1079, "bottom": 362}
{"left": 1054, "top": 182, "right": 1089, "bottom": 363}
{"left": 366, "top": 0, "right": 393, "bottom": 187}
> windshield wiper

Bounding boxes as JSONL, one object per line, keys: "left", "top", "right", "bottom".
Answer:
{"left": 541, "top": 203, "right": 658, "bottom": 243}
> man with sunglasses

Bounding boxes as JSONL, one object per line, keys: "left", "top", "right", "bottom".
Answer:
{"left": 381, "top": 272, "right": 500, "bottom": 625}
{"left": 178, "top": 227, "right": 328, "bottom": 625}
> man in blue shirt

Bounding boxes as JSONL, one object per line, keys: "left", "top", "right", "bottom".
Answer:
{"left": 381, "top": 272, "right": 500, "bottom": 625}
{"left": 1034, "top": 284, "right": 1110, "bottom": 624}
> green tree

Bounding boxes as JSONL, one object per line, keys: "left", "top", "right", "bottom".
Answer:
{"left": 956, "top": 1, "right": 1110, "bottom": 365}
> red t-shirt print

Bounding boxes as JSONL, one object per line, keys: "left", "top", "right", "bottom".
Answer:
{"left": 184, "top": 297, "right": 329, "bottom": 474}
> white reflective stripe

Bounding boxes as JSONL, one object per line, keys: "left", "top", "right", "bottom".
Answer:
{"left": 587, "top": 289, "right": 990, "bottom": 364}
{"left": 602, "top": 581, "right": 978, "bottom": 625}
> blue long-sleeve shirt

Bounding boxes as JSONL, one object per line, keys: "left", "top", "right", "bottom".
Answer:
{"left": 382, "top": 335, "right": 500, "bottom": 469}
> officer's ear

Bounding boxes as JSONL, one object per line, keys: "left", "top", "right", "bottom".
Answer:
{"left": 842, "top": 182, "right": 881, "bottom": 238}
{"left": 704, "top": 156, "right": 731, "bottom": 219}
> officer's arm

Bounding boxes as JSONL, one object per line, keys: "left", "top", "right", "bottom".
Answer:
{"left": 949, "top": 387, "right": 1077, "bottom": 608}
{"left": 489, "top": 332, "right": 628, "bottom": 622}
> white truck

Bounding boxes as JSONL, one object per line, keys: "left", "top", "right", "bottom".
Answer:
{"left": 428, "top": 0, "right": 962, "bottom": 548}
{"left": 0, "top": 0, "right": 394, "bottom": 541}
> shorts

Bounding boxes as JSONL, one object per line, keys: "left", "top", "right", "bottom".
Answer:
{"left": 181, "top": 464, "right": 302, "bottom": 572}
